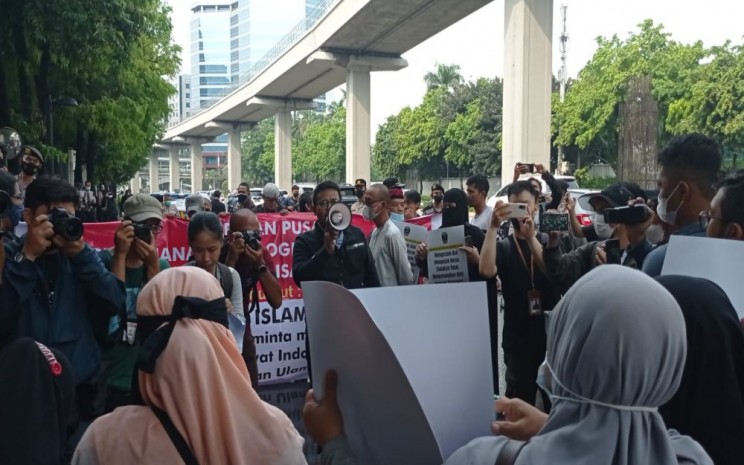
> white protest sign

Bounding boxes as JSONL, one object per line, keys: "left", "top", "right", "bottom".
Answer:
{"left": 303, "top": 281, "right": 493, "bottom": 465}
{"left": 426, "top": 225, "right": 469, "bottom": 283}
{"left": 393, "top": 220, "right": 426, "bottom": 282}
{"left": 662, "top": 235, "right": 744, "bottom": 317}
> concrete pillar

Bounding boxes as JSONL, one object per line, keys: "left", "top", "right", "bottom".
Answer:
{"left": 149, "top": 152, "right": 159, "bottom": 193}
{"left": 228, "top": 128, "right": 242, "bottom": 193}
{"left": 130, "top": 174, "right": 141, "bottom": 194}
{"left": 190, "top": 142, "right": 203, "bottom": 192}
{"left": 345, "top": 65, "right": 371, "bottom": 184}
{"left": 169, "top": 146, "right": 179, "bottom": 192}
{"left": 274, "top": 108, "right": 293, "bottom": 190}
{"left": 502, "top": 0, "right": 553, "bottom": 187}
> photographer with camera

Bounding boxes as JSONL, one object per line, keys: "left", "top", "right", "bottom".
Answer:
{"left": 1, "top": 175, "right": 126, "bottom": 439}
{"left": 543, "top": 182, "right": 655, "bottom": 294}
{"left": 97, "top": 194, "right": 169, "bottom": 410}
{"left": 222, "top": 208, "right": 282, "bottom": 387}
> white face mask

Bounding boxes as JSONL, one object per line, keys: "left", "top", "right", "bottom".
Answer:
{"left": 657, "top": 183, "right": 683, "bottom": 225}
{"left": 362, "top": 203, "right": 379, "bottom": 221}
{"left": 593, "top": 215, "right": 613, "bottom": 239}
{"left": 390, "top": 212, "right": 404, "bottom": 222}
{"left": 645, "top": 224, "right": 664, "bottom": 244}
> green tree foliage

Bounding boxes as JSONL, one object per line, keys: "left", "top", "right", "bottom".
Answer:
{"left": 0, "top": 0, "right": 180, "bottom": 184}
{"left": 373, "top": 66, "right": 503, "bottom": 181}
{"left": 554, "top": 20, "right": 704, "bottom": 167}
{"left": 241, "top": 119, "right": 275, "bottom": 186}
{"left": 294, "top": 106, "right": 346, "bottom": 182}
{"left": 667, "top": 42, "right": 744, "bottom": 149}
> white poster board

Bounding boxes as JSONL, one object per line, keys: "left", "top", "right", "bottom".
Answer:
{"left": 303, "top": 281, "right": 493, "bottom": 465}
{"left": 662, "top": 235, "right": 744, "bottom": 317}
{"left": 393, "top": 220, "right": 426, "bottom": 282}
{"left": 426, "top": 225, "right": 469, "bottom": 283}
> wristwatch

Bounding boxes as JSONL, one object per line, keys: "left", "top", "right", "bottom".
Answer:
{"left": 256, "top": 264, "right": 268, "bottom": 274}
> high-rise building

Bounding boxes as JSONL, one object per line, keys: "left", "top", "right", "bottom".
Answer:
{"left": 190, "top": 1, "right": 233, "bottom": 111}
{"left": 230, "top": 0, "right": 250, "bottom": 84}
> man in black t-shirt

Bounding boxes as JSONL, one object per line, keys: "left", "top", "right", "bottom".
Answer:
{"left": 480, "top": 181, "right": 558, "bottom": 406}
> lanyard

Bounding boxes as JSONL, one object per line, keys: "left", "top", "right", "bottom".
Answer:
{"left": 512, "top": 236, "right": 535, "bottom": 289}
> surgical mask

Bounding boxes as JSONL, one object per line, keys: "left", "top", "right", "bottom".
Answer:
{"left": 657, "top": 184, "right": 683, "bottom": 225}
{"left": 355, "top": 189, "right": 364, "bottom": 199}
{"left": 21, "top": 162, "right": 39, "bottom": 176}
{"left": 362, "top": 204, "right": 378, "bottom": 221}
{"left": 237, "top": 194, "right": 248, "bottom": 204}
{"left": 593, "top": 215, "right": 613, "bottom": 239}
{"left": 432, "top": 194, "right": 443, "bottom": 203}
{"left": 390, "top": 211, "right": 404, "bottom": 222}
{"left": 646, "top": 224, "right": 664, "bottom": 244}
{"left": 537, "top": 359, "right": 657, "bottom": 413}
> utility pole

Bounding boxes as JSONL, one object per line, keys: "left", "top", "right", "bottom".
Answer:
{"left": 557, "top": 3, "right": 568, "bottom": 174}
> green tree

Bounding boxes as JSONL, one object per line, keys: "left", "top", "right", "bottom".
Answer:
{"left": 555, "top": 20, "right": 705, "bottom": 166}
{"left": 293, "top": 104, "right": 346, "bottom": 182}
{"left": 424, "top": 63, "right": 463, "bottom": 91}
{"left": 241, "top": 119, "right": 275, "bottom": 186}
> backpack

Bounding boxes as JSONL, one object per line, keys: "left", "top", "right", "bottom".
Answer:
{"left": 185, "top": 261, "right": 233, "bottom": 299}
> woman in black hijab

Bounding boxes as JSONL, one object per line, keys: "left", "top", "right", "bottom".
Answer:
{"left": 0, "top": 338, "right": 77, "bottom": 464}
{"left": 656, "top": 275, "right": 744, "bottom": 465}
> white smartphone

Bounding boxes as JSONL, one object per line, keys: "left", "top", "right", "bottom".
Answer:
{"left": 507, "top": 203, "right": 529, "bottom": 219}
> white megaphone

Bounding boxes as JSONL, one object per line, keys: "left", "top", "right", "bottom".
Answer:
{"left": 328, "top": 202, "right": 352, "bottom": 231}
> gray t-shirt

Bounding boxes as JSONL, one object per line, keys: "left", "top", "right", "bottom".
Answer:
{"left": 368, "top": 219, "right": 413, "bottom": 286}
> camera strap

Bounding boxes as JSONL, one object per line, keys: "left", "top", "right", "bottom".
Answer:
{"left": 511, "top": 237, "right": 534, "bottom": 290}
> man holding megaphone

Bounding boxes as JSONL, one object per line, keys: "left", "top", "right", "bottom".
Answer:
{"left": 292, "top": 181, "right": 380, "bottom": 290}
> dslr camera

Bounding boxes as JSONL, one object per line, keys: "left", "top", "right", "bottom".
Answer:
{"left": 241, "top": 230, "right": 261, "bottom": 251}
{"left": 133, "top": 223, "right": 152, "bottom": 243}
{"left": 603, "top": 205, "right": 647, "bottom": 225}
{"left": 49, "top": 207, "right": 84, "bottom": 241}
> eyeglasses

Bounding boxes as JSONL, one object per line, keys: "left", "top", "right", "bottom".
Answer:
{"left": 316, "top": 199, "right": 340, "bottom": 209}
{"left": 136, "top": 221, "right": 163, "bottom": 234}
{"left": 699, "top": 211, "right": 726, "bottom": 230}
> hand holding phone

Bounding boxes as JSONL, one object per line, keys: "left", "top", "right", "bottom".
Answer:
{"left": 506, "top": 203, "right": 529, "bottom": 219}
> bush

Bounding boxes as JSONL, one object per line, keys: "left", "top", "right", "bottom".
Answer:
{"left": 574, "top": 167, "right": 617, "bottom": 190}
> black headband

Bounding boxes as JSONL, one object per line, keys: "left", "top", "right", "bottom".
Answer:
{"left": 136, "top": 296, "right": 229, "bottom": 374}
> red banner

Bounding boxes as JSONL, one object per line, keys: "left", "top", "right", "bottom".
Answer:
{"left": 81, "top": 213, "right": 433, "bottom": 300}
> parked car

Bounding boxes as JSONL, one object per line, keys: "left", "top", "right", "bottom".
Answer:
{"left": 338, "top": 184, "right": 358, "bottom": 207}
{"left": 295, "top": 183, "right": 316, "bottom": 194}
{"left": 568, "top": 188, "right": 598, "bottom": 227}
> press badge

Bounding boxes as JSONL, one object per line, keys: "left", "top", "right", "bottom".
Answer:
{"left": 124, "top": 322, "right": 137, "bottom": 345}
{"left": 528, "top": 289, "right": 543, "bottom": 316}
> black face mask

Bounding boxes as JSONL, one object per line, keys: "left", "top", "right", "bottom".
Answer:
{"left": 355, "top": 189, "right": 364, "bottom": 199}
{"left": 237, "top": 194, "right": 248, "bottom": 204}
{"left": 432, "top": 194, "right": 443, "bottom": 203}
{"left": 21, "top": 162, "right": 39, "bottom": 176}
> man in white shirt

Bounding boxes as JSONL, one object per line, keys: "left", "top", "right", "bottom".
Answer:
{"left": 467, "top": 174, "right": 493, "bottom": 231}
{"left": 363, "top": 184, "right": 413, "bottom": 286}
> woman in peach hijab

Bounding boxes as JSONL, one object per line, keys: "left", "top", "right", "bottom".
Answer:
{"left": 72, "top": 266, "right": 305, "bottom": 465}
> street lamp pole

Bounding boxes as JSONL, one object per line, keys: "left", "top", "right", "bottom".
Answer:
{"left": 46, "top": 96, "right": 78, "bottom": 178}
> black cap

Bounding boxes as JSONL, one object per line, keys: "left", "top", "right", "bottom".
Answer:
{"left": 383, "top": 177, "right": 399, "bottom": 188}
{"left": 578, "top": 183, "right": 641, "bottom": 212}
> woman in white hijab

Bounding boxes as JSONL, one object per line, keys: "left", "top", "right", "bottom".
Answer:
{"left": 445, "top": 265, "right": 712, "bottom": 465}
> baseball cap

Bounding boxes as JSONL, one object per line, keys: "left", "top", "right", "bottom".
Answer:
{"left": 578, "top": 183, "right": 642, "bottom": 212}
{"left": 262, "top": 182, "right": 280, "bottom": 199}
{"left": 185, "top": 193, "right": 204, "bottom": 214}
{"left": 124, "top": 194, "right": 163, "bottom": 222}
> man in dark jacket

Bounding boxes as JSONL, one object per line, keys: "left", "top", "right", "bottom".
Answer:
{"left": 293, "top": 181, "right": 380, "bottom": 289}
{"left": 544, "top": 182, "right": 655, "bottom": 294}
{"left": 1, "top": 176, "right": 126, "bottom": 427}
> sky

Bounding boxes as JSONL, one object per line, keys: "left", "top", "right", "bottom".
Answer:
{"left": 166, "top": 0, "right": 744, "bottom": 136}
